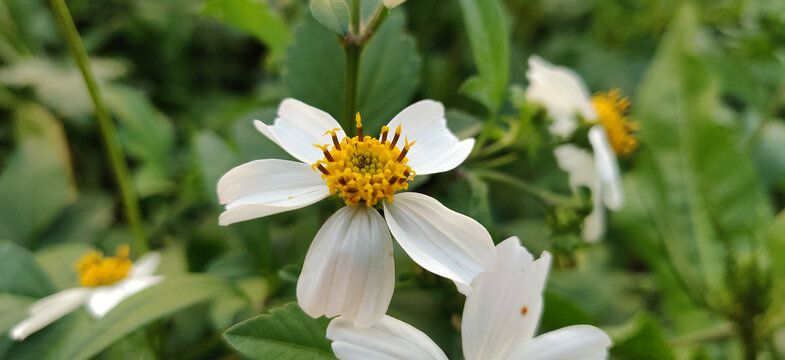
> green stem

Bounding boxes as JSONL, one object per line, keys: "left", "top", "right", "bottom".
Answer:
{"left": 473, "top": 169, "right": 578, "bottom": 207}
{"left": 49, "top": 0, "right": 148, "bottom": 254}
{"left": 343, "top": 43, "right": 361, "bottom": 135}
{"left": 349, "top": 0, "right": 361, "bottom": 36}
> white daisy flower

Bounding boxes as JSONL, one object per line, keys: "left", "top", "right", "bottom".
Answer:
{"left": 217, "top": 98, "right": 496, "bottom": 327}
{"left": 10, "top": 246, "right": 163, "bottom": 341}
{"left": 326, "top": 237, "right": 613, "bottom": 360}
{"left": 526, "top": 56, "right": 639, "bottom": 241}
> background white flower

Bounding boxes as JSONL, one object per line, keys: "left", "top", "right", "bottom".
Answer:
{"left": 217, "top": 99, "right": 495, "bottom": 327}
{"left": 10, "top": 250, "right": 163, "bottom": 341}
{"left": 326, "top": 237, "right": 613, "bottom": 360}
{"left": 525, "top": 56, "right": 625, "bottom": 242}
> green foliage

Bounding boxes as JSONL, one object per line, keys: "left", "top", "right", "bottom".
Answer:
{"left": 202, "top": 0, "right": 291, "bottom": 63}
{"left": 0, "top": 241, "right": 55, "bottom": 297}
{"left": 224, "top": 303, "right": 336, "bottom": 360}
{"left": 611, "top": 314, "right": 677, "bottom": 360}
{"left": 309, "top": 0, "right": 350, "bottom": 35}
{"left": 457, "top": 0, "right": 509, "bottom": 112}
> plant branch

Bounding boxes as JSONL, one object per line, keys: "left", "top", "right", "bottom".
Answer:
{"left": 49, "top": 0, "right": 148, "bottom": 254}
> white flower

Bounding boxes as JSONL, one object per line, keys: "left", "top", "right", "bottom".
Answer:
{"left": 525, "top": 55, "right": 635, "bottom": 242}
{"left": 326, "top": 237, "right": 613, "bottom": 360}
{"left": 10, "top": 247, "right": 163, "bottom": 341}
{"left": 217, "top": 98, "right": 495, "bottom": 327}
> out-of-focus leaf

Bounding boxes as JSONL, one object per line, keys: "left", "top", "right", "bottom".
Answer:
{"left": 0, "top": 241, "right": 55, "bottom": 297}
{"left": 457, "top": 0, "right": 509, "bottom": 111}
{"left": 540, "top": 291, "right": 594, "bottom": 331}
{"left": 0, "top": 104, "right": 77, "bottom": 245}
{"left": 0, "top": 58, "right": 126, "bottom": 120}
{"left": 2, "top": 309, "right": 92, "bottom": 360}
{"left": 610, "top": 313, "right": 677, "bottom": 360}
{"left": 283, "top": 11, "right": 420, "bottom": 132}
{"left": 224, "top": 302, "right": 335, "bottom": 360}
{"left": 634, "top": 4, "right": 771, "bottom": 295}
{"left": 232, "top": 109, "right": 294, "bottom": 162}
{"left": 202, "top": 0, "right": 291, "bottom": 63}
{"left": 36, "top": 193, "right": 114, "bottom": 249}
{"left": 0, "top": 294, "right": 34, "bottom": 334}
{"left": 445, "top": 109, "right": 483, "bottom": 139}
{"left": 105, "top": 85, "right": 175, "bottom": 197}
{"left": 754, "top": 121, "right": 785, "bottom": 189}
{"left": 34, "top": 242, "right": 95, "bottom": 290}
{"left": 195, "top": 130, "right": 240, "bottom": 204}
{"left": 60, "top": 275, "right": 231, "bottom": 360}
{"left": 206, "top": 250, "right": 256, "bottom": 279}
{"left": 465, "top": 171, "right": 492, "bottom": 228}
{"left": 309, "top": 0, "right": 350, "bottom": 35}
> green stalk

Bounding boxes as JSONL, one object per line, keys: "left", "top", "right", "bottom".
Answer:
{"left": 49, "top": 0, "right": 148, "bottom": 254}
{"left": 473, "top": 169, "right": 578, "bottom": 207}
{"left": 343, "top": 43, "right": 361, "bottom": 135}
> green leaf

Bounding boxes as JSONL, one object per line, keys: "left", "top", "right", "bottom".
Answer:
{"left": 224, "top": 302, "right": 336, "bottom": 360}
{"left": 309, "top": 0, "right": 350, "bottom": 35}
{"left": 194, "top": 130, "right": 240, "bottom": 204}
{"left": 457, "top": 0, "right": 509, "bottom": 112}
{"left": 202, "top": 0, "right": 291, "bottom": 63}
{"left": 34, "top": 242, "right": 95, "bottom": 290}
{"left": 0, "top": 105, "right": 77, "bottom": 246}
{"left": 105, "top": 85, "right": 175, "bottom": 198}
{"left": 36, "top": 193, "right": 114, "bottom": 249}
{"left": 283, "top": 11, "right": 420, "bottom": 132}
{"left": 0, "top": 241, "right": 55, "bottom": 297}
{"left": 0, "top": 294, "right": 35, "bottom": 334}
{"left": 610, "top": 313, "right": 677, "bottom": 360}
{"left": 60, "top": 275, "right": 231, "bottom": 360}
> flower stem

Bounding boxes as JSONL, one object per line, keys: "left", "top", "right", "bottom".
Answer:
{"left": 343, "top": 43, "right": 361, "bottom": 135}
{"left": 49, "top": 0, "right": 148, "bottom": 254}
{"left": 472, "top": 169, "right": 578, "bottom": 207}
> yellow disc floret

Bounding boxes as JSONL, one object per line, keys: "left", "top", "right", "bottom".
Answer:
{"left": 76, "top": 245, "right": 132, "bottom": 287}
{"left": 591, "top": 89, "right": 639, "bottom": 155}
{"left": 313, "top": 113, "right": 415, "bottom": 207}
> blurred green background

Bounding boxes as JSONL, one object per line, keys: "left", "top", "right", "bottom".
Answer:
{"left": 1, "top": 0, "right": 784, "bottom": 358}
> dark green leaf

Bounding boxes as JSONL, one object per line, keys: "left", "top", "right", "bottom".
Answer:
{"left": 224, "top": 302, "right": 336, "bottom": 360}
{"left": 202, "top": 0, "right": 291, "bottom": 63}
{"left": 0, "top": 241, "right": 55, "bottom": 297}
{"left": 610, "top": 313, "right": 677, "bottom": 360}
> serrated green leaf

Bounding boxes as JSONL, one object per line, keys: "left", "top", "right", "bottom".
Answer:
{"left": 457, "top": 0, "right": 509, "bottom": 112}
{"left": 202, "top": 0, "right": 291, "bottom": 64}
{"left": 309, "top": 0, "right": 350, "bottom": 35}
{"left": 283, "top": 11, "right": 420, "bottom": 132}
{"left": 0, "top": 241, "right": 55, "bottom": 297}
{"left": 224, "top": 302, "right": 336, "bottom": 360}
{"left": 60, "top": 275, "right": 231, "bottom": 360}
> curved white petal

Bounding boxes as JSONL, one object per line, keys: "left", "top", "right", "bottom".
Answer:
{"left": 217, "top": 159, "right": 330, "bottom": 225}
{"left": 254, "top": 98, "right": 345, "bottom": 164}
{"left": 86, "top": 276, "right": 164, "bottom": 318}
{"left": 506, "top": 325, "right": 612, "bottom": 360}
{"left": 462, "top": 237, "right": 551, "bottom": 360}
{"left": 588, "top": 126, "right": 623, "bottom": 210}
{"left": 526, "top": 56, "right": 596, "bottom": 138}
{"left": 385, "top": 100, "right": 475, "bottom": 175}
{"left": 383, "top": 192, "right": 496, "bottom": 291}
{"left": 297, "top": 206, "right": 395, "bottom": 327}
{"left": 327, "top": 315, "right": 447, "bottom": 360}
{"left": 11, "top": 287, "right": 92, "bottom": 340}
{"left": 383, "top": 0, "right": 406, "bottom": 8}
{"left": 130, "top": 252, "right": 160, "bottom": 277}
{"left": 553, "top": 144, "right": 604, "bottom": 242}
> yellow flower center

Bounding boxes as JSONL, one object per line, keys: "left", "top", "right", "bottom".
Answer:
{"left": 75, "top": 245, "right": 132, "bottom": 287}
{"left": 591, "top": 89, "right": 639, "bottom": 155}
{"left": 313, "top": 113, "right": 415, "bottom": 207}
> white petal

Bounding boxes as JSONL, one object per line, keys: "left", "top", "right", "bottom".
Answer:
{"left": 130, "top": 252, "right": 160, "bottom": 277}
{"left": 383, "top": 0, "right": 406, "bottom": 8}
{"left": 327, "top": 315, "right": 447, "bottom": 360}
{"left": 86, "top": 276, "right": 164, "bottom": 318}
{"left": 553, "top": 144, "right": 604, "bottom": 242}
{"left": 506, "top": 325, "right": 612, "bottom": 360}
{"left": 588, "top": 126, "right": 623, "bottom": 210}
{"left": 384, "top": 100, "right": 475, "bottom": 175}
{"left": 11, "top": 287, "right": 92, "bottom": 340}
{"left": 297, "top": 206, "right": 394, "bottom": 327}
{"left": 255, "top": 98, "right": 345, "bottom": 164}
{"left": 217, "top": 159, "right": 330, "bottom": 225}
{"left": 525, "top": 56, "right": 596, "bottom": 138}
{"left": 462, "top": 237, "right": 551, "bottom": 360}
{"left": 383, "top": 192, "right": 496, "bottom": 291}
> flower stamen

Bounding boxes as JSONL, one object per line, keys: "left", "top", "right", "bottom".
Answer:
{"left": 389, "top": 124, "right": 402, "bottom": 149}
{"left": 591, "top": 89, "right": 639, "bottom": 155}
{"left": 76, "top": 245, "right": 132, "bottom": 288}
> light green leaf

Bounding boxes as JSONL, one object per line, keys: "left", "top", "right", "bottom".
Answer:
{"left": 0, "top": 241, "right": 55, "bottom": 298}
{"left": 34, "top": 242, "right": 95, "bottom": 290}
{"left": 224, "top": 302, "right": 336, "bottom": 360}
{"left": 105, "top": 85, "right": 175, "bottom": 198}
{"left": 457, "top": 0, "right": 509, "bottom": 112}
{"left": 60, "top": 275, "right": 231, "bottom": 360}
{"left": 0, "top": 105, "right": 76, "bottom": 246}
{"left": 194, "top": 130, "right": 240, "bottom": 204}
{"left": 0, "top": 293, "right": 35, "bottom": 334}
{"left": 202, "top": 0, "right": 291, "bottom": 63}
{"left": 309, "top": 0, "right": 350, "bottom": 35}
{"left": 283, "top": 11, "right": 420, "bottom": 132}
